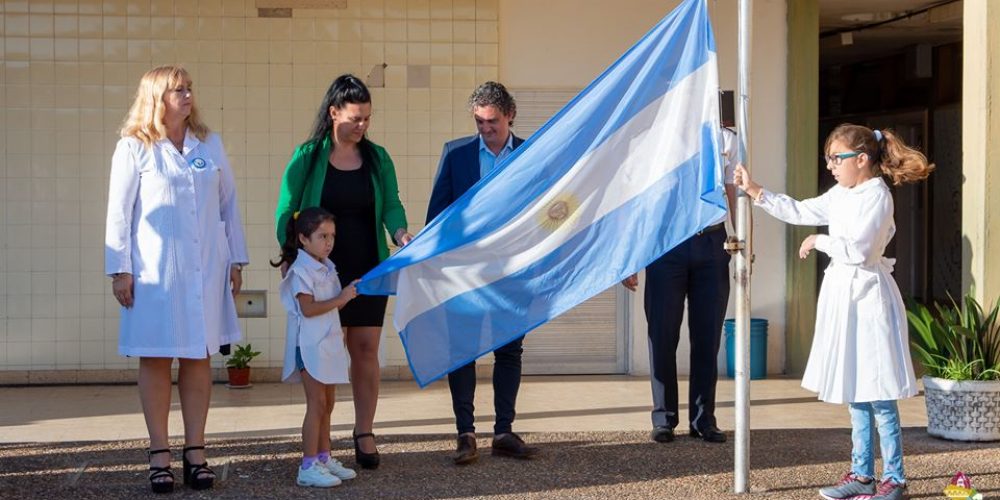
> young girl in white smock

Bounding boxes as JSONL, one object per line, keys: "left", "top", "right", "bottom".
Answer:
{"left": 272, "top": 207, "right": 360, "bottom": 488}
{"left": 734, "top": 124, "right": 933, "bottom": 500}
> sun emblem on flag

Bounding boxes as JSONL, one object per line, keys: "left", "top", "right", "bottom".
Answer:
{"left": 538, "top": 194, "right": 580, "bottom": 232}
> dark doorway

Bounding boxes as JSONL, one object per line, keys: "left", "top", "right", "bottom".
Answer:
{"left": 817, "top": 43, "right": 962, "bottom": 304}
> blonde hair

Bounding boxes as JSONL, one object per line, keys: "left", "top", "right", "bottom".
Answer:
{"left": 825, "top": 123, "right": 934, "bottom": 185}
{"left": 120, "top": 65, "right": 210, "bottom": 146}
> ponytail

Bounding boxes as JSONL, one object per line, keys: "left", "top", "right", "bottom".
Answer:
{"left": 876, "top": 128, "right": 935, "bottom": 185}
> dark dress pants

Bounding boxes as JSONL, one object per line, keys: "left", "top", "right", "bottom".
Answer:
{"left": 644, "top": 228, "right": 731, "bottom": 431}
{"left": 448, "top": 337, "right": 525, "bottom": 435}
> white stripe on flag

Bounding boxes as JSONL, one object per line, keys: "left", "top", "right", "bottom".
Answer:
{"left": 395, "top": 57, "right": 718, "bottom": 329}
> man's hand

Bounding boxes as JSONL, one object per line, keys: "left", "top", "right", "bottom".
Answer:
{"left": 621, "top": 273, "right": 638, "bottom": 292}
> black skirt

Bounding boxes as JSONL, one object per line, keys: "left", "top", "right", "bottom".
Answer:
{"left": 321, "top": 161, "right": 388, "bottom": 327}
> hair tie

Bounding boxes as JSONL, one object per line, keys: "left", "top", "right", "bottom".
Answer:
{"left": 293, "top": 211, "right": 300, "bottom": 220}
{"left": 873, "top": 129, "right": 883, "bottom": 142}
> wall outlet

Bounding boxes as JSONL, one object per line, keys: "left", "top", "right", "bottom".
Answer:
{"left": 235, "top": 290, "right": 267, "bottom": 318}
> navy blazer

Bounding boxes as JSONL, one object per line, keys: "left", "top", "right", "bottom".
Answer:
{"left": 425, "top": 134, "right": 525, "bottom": 224}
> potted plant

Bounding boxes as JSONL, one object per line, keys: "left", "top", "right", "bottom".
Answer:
{"left": 907, "top": 293, "right": 1000, "bottom": 441}
{"left": 225, "top": 343, "right": 261, "bottom": 388}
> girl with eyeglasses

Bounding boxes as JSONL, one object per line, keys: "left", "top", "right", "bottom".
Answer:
{"left": 733, "top": 124, "right": 934, "bottom": 500}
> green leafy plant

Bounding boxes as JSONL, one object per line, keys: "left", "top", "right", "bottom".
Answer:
{"left": 906, "top": 293, "right": 1000, "bottom": 381}
{"left": 225, "top": 343, "right": 262, "bottom": 370}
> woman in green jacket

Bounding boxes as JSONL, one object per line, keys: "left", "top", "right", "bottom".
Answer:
{"left": 275, "top": 75, "right": 412, "bottom": 470}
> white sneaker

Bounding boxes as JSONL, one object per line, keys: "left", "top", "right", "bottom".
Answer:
{"left": 296, "top": 462, "right": 341, "bottom": 488}
{"left": 322, "top": 458, "right": 357, "bottom": 480}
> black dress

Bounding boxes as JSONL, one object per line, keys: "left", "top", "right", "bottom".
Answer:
{"left": 321, "top": 161, "right": 388, "bottom": 327}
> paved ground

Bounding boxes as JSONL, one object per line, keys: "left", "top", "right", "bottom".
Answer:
{"left": 1, "top": 376, "right": 998, "bottom": 499}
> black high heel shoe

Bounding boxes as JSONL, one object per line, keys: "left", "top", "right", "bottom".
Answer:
{"left": 147, "top": 448, "right": 174, "bottom": 494}
{"left": 353, "top": 430, "right": 381, "bottom": 469}
{"left": 182, "top": 445, "right": 216, "bottom": 490}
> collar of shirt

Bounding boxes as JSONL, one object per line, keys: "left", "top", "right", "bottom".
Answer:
{"left": 296, "top": 248, "right": 335, "bottom": 275}
{"left": 157, "top": 129, "right": 202, "bottom": 157}
{"left": 478, "top": 133, "right": 515, "bottom": 179}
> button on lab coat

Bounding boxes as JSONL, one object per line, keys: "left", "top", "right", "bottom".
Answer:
{"left": 105, "top": 132, "right": 249, "bottom": 358}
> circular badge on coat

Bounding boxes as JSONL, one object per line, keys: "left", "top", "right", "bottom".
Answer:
{"left": 191, "top": 158, "right": 207, "bottom": 169}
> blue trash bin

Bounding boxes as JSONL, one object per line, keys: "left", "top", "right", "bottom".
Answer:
{"left": 724, "top": 318, "right": 767, "bottom": 380}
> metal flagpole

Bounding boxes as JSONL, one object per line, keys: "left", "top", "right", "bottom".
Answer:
{"left": 733, "top": 0, "right": 753, "bottom": 494}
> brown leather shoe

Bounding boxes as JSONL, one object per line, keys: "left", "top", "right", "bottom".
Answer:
{"left": 491, "top": 432, "right": 539, "bottom": 459}
{"left": 453, "top": 434, "right": 479, "bottom": 465}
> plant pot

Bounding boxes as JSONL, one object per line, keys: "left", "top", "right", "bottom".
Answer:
{"left": 923, "top": 375, "right": 1000, "bottom": 442}
{"left": 227, "top": 367, "right": 251, "bottom": 388}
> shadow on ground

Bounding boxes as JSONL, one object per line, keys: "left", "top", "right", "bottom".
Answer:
{"left": 1, "top": 429, "right": 998, "bottom": 499}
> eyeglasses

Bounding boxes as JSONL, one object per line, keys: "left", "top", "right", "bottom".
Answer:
{"left": 822, "top": 151, "right": 861, "bottom": 165}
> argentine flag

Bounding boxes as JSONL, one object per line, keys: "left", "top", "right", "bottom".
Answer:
{"left": 358, "top": 0, "right": 727, "bottom": 387}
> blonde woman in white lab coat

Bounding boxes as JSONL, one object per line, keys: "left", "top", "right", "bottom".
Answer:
{"left": 105, "top": 65, "right": 248, "bottom": 494}
{"left": 734, "top": 124, "right": 933, "bottom": 500}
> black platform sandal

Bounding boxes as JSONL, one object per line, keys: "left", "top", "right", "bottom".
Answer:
{"left": 182, "top": 445, "right": 216, "bottom": 490}
{"left": 353, "top": 430, "right": 381, "bottom": 469}
{"left": 147, "top": 448, "right": 174, "bottom": 494}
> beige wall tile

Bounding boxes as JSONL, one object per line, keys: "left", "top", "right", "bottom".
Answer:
{"left": 127, "top": 16, "right": 150, "bottom": 39}
{"left": 30, "top": 14, "right": 55, "bottom": 37}
{"left": 384, "top": 20, "right": 405, "bottom": 42}
{"left": 407, "top": 20, "right": 429, "bottom": 42}
{"left": 54, "top": 38, "right": 79, "bottom": 60}
{"left": 452, "top": 20, "right": 473, "bottom": 43}
{"left": 53, "top": 15, "right": 78, "bottom": 36}
{"left": 200, "top": 0, "right": 224, "bottom": 17}
{"left": 268, "top": 18, "right": 291, "bottom": 40}
{"left": 384, "top": 0, "right": 405, "bottom": 19}
{"left": 199, "top": 17, "right": 223, "bottom": 40}
{"left": 407, "top": 42, "right": 430, "bottom": 65}
{"left": 6, "top": 15, "right": 31, "bottom": 37}
{"left": 453, "top": 0, "right": 474, "bottom": 20}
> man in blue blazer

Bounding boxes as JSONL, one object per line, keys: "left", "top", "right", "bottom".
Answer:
{"left": 426, "top": 81, "right": 537, "bottom": 466}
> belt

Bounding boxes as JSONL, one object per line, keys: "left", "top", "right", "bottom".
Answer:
{"left": 695, "top": 223, "right": 726, "bottom": 236}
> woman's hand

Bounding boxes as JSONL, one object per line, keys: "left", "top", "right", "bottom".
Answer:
{"left": 799, "top": 234, "right": 819, "bottom": 259}
{"left": 112, "top": 273, "right": 134, "bottom": 308}
{"left": 733, "top": 163, "right": 763, "bottom": 200}
{"left": 394, "top": 228, "right": 414, "bottom": 246}
{"left": 621, "top": 273, "right": 638, "bottom": 291}
{"left": 230, "top": 265, "right": 243, "bottom": 296}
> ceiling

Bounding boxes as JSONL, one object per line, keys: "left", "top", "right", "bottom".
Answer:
{"left": 818, "top": 0, "right": 962, "bottom": 67}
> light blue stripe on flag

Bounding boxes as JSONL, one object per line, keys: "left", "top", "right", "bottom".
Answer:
{"left": 359, "top": 0, "right": 726, "bottom": 387}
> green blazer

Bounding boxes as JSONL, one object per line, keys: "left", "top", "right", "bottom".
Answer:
{"left": 275, "top": 136, "right": 408, "bottom": 262}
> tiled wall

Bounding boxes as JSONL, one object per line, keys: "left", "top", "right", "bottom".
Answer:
{"left": 0, "top": 0, "right": 499, "bottom": 376}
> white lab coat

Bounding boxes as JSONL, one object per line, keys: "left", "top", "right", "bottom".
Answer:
{"left": 105, "top": 132, "right": 249, "bottom": 359}
{"left": 755, "top": 177, "right": 918, "bottom": 404}
{"left": 280, "top": 249, "right": 350, "bottom": 384}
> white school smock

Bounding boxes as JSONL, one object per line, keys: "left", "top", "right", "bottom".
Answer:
{"left": 755, "top": 177, "right": 918, "bottom": 404}
{"left": 105, "top": 132, "right": 249, "bottom": 359}
{"left": 279, "top": 249, "right": 350, "bottom": 384}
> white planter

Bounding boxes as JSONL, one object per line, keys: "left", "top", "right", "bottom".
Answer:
{"left": 923, "top": 375, "right": 1000, "bottom": 442}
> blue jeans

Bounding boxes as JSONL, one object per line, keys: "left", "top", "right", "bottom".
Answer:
{"left": 849, "top": 400, "right": 905, "bottom": 483}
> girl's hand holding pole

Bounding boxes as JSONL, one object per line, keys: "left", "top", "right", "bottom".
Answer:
{"left": 733, "top": 163, "right": 763, "bottom": 201}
